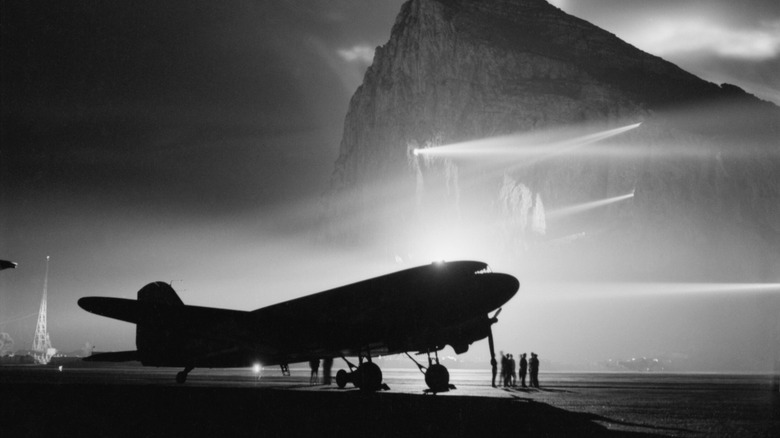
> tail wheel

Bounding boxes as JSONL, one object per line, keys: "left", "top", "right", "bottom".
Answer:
{"left": 357, "top": 362, "right": 383, "bottom": 391}
{"left": 336, "top": 369, "right": 348, "bottom": 388}
{"left": 425, "top": 363, "right": 450, "bottom": 392}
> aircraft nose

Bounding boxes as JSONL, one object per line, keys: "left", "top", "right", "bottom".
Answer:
{"left": 480, "top": 273, "right": 520, "bottom": 311}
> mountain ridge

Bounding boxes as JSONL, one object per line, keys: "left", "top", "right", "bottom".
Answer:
{"left": 326, "top": 0, "right": 780, "bottom": 283}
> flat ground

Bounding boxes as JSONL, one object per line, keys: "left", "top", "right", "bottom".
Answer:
{"left": 1, "top": 365, "right": 777, "bottom": 437}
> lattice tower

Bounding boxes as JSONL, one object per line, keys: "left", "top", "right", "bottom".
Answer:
{"left": 32, "top": 256, "right": 54, "bottom": 364}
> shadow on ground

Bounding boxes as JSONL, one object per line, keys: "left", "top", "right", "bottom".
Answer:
{"left": 4, "top": 383, "right": 672, "bottom": 437}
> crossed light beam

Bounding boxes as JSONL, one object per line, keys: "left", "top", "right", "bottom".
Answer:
{"left": 413, "top": 122, "right": 642, "bottom": 159}
{"left": 546, "top": 191, "right": 635, "bottom": 221}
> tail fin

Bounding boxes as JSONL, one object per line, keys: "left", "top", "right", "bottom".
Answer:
{"left": 136, "top": 282, "right": 184, "bottom": 364}
{"left": 138, "top": 281, "right": 184, "bottom": 306}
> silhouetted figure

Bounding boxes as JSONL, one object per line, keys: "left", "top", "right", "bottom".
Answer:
{"left": 499, "top": 350, "right": 506, "bottom": 387}
{"left": 309, "top": 359, "right": 320, "bottom": 384}
{"left": 491, "top": 357, "right": 498, "bottom": 387}
{"left": 519, "top": 353, "right": 528, "bottom": 388}
{"left": 509, "top": 354, "right": 517, "bottom": 386}
{"left": 529, "top": 352, "right": 540, "bottom": 388}
{"left": 503, "top": 354, "right": 511, "bottom": 387}
{"left": 322, "top": 357, "right": 333, "bottom": 385}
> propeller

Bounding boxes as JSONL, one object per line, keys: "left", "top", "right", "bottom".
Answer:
{"left": 487, "top": 308, "right": 501, "bottom": 385}
{"left": 490, "top": 307, "right": 502, "bottom": 322}
{"left": 488, "top": 326, "right": 496, "bottom": 361}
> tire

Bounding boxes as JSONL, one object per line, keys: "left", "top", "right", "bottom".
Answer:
{"left": 357, "top": 362, "right": 383, "bottom": 391}
{"left": 336, "top": 369, "right": 348, "bottom": 389}
{"left": 425, "top": 364, "right": 450, "bottom": 392}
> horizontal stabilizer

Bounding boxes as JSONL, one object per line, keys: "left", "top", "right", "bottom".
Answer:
{"left": 83, "top": 350, "right": 139, "bottom": 362}
{"left": 78, "top": 282, "right": 183, "bottom": 324}
{"left": 78, "top": 297, "right": 140, "bottom": 324}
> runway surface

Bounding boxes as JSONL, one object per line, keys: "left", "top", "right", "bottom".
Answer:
{"left": 1, "top": 364, "right": 778, "bottom": 437}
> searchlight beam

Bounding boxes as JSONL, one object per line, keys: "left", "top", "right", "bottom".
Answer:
{"left": 547, "top": 192, "right": 635, "bottom": 220}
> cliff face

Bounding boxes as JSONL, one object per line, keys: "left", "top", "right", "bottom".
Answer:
{"left": 327, "top": 0, "right": 780, "bottom": 282}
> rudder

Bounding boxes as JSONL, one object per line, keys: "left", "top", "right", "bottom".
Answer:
{"left": 136, "top": 282, "right": 184, "bottom": 364}
{"left": 138, "top": 281, "right": 184, "bottom": 306}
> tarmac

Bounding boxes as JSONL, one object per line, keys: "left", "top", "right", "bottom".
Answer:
{"left": 1, "top": 364, "right": 778, "bottom": 437}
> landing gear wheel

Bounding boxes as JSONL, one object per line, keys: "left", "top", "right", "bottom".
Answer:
{"left": 356, "top": 362, "right": 383, "bottom": 392}
{"left": 336, "top": 369, "right": 348, "bottom": 389}
{"left": 425, "top": 363, "right": 450, "bottom": 393}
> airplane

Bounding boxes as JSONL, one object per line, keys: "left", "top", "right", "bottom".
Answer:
{"left": 78, "top": 260, "right": 519, "bottom": 392}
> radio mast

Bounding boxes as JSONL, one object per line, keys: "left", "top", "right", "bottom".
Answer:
{"left": 32, "top": 256, "right": 55, "bottom": 364}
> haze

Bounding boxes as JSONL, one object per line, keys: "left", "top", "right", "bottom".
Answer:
{"left": 1, "top": 0, "right": 778, "bottom": 371}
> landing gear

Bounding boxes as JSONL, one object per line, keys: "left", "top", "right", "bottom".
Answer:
{"left": 176, "top": 365, "right": 194, "bottom": 384}
{"left": 425, "top": 363, "right": 450, "bottom": 392}
{"left": 335, "top": 351, "right": 387, "bottom": 391}
{"left": 357, "top": 362, "right": 383, "bottom": 391}
{"left": 406, "top": 349, "right": 455, "bottom": 393}
{"left": 336, "top": 369, "right": 349, "bottom": 389}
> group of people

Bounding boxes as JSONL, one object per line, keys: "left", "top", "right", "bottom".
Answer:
{"left": 492, "top": 351, "right": 540, "bottom": 388}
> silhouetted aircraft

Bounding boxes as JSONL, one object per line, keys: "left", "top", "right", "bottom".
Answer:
{"left": 78, "top": 260, "right": 519, "bottom": 392}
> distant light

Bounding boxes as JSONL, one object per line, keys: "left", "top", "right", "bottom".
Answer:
{"left": 413, "top": 148, "right": 421, "bottom": 156}
{"left": 253, "top": 363, "right": 261, "bottom": 374}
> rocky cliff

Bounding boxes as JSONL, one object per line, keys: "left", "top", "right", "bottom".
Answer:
{"left": 326, "top": 0, "right": 780, "bottom": 282}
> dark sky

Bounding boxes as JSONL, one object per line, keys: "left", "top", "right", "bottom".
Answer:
{"left": 1, "top": 0, "right": 779, "bottom": 364}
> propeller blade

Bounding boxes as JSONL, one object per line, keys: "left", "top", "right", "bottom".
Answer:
{"left": 487, "top": 325, "right": 496, "bottom": 360}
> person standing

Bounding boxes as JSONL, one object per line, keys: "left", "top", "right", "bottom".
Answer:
{"left": 491, "top": 356, "right": 498, "bottom": 387}
{"left": 519, "top": 353, "right": 528, "bottom": 388}
{"left": 499, "top": 351, "right": 507, "bottom": 387}
{"left": 503, "top": 354, "right": 511, "bottom": 387}
{"left": 529, "top": 352, "right": 540, "bottom": 388}
{"left": 309, "top": 359, "right": 320, "bottom": 385}
{"left": 509, "top": 354, "right": 517, "bottom": 386}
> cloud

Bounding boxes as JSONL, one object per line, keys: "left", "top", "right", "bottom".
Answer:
{"left": 630, "top": 18, "right": 780, "bottom": 61}
{"left": 337, "top": 44, "right": 375, "bottom": 64}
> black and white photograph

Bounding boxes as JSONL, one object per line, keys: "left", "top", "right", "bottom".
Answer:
{"left": 2, "top": 0, "right": 779, "bottom": 436}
